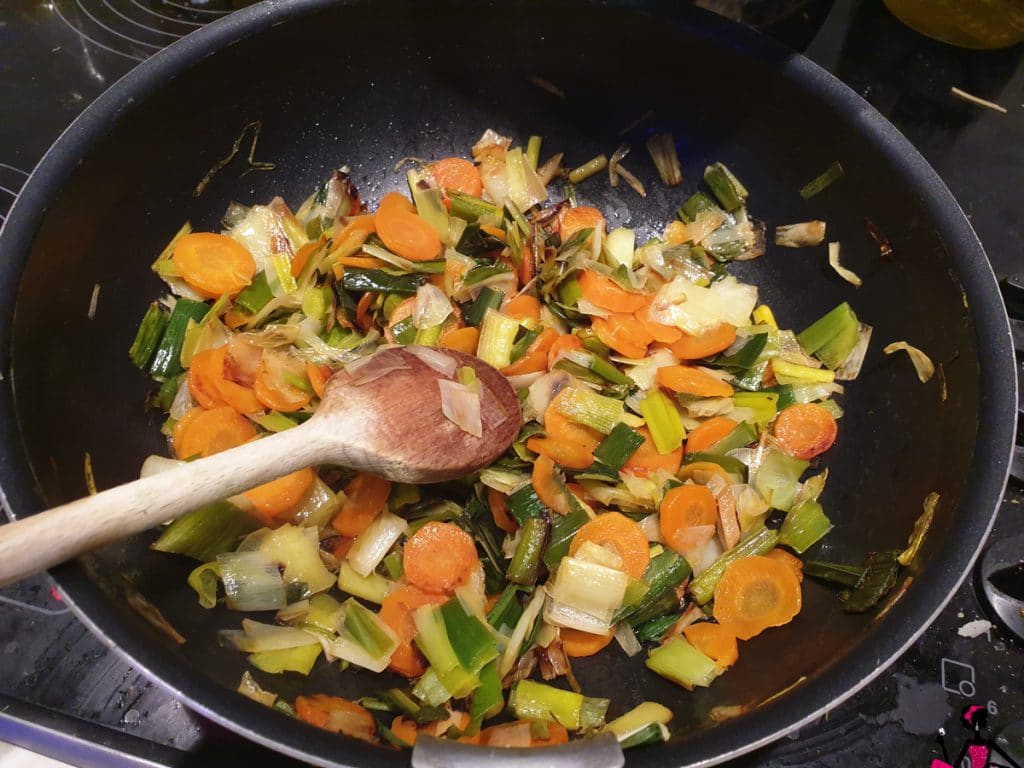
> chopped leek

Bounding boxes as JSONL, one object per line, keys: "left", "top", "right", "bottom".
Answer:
{"left": 235, "top": 271, "right": 273, "bottom": 313}
{"left": 477, "top": 309, "right": 520, "bottom": 369}
{"left": 188, "top": 562, "right": 221, "bottom": 609}
{"left": 797, "top": 302, "right": 861, "bottom": 370}
{"left": 690, "top": 525, "right": 779, "bottom": 604}
{"left": 799, "top": 161, "right": 844, "bottom": 199}
{"left": 705, "top": 421, "right": 758, "bottom": 455}
{"left": 341, "top": 268, "right": 427, "bottom": 296}
{"left": 470, "top": 659, "right": 504, "bottom": 726}
{"left": 338, "top": 561, "right": 394, "bottom": 603}
{"left": 153, "top": 500, "right": 257, "bottom": 561}
{"left": 464, "top": 287, "right": 503, "bottom": 327}
{"left": 634, "top": 614, "right": 679, "bottom": 643}
{"left": 347, "top": 510, "right": 408, "bottom": 577}
{"left": 841, "top": 550, "right": 901, "bottom": 613}
{"left": 554, "top": 386, "right": 624, "bottom": 435}
{"left": 547, "top": 555, "right": 630, "bottom": 630}
{"left": 148, "top": 298, "right": 208, "bottom": 380}
{"left": 802, "top": 560, "right": 864, "bottom": 588}
{"left": 260, "top": 524, "right": 336, "bottom": 595}
{"left": 542, "top": 505, "right": 589, "bottom": 570}
{"left": 614, "top": 550, "right": 690, "bottom": 623}
{"left": 772, "top": 358, "right": 835, "bottom": 384}
{"left": 508, "top": 517, "right": 548, "bottom": 586}
{"left": 603, "top": 701, "right": 673, "bottom": 741}
{"left": 646, "top": 133, "right": 683, "bottom": 187}
{"left": 754, "top": 451, "right": 809, "bottom": 512}
{"left": 592, "top": 423, "right": 645, "bottom": 471}
{"left": 217, "top": 551, "right": 287, "bottom": 611}
{"left": 488, "top": 584, "right": 526, "bottom": 632}
{"left": 710, "top": 332, "right": 768, "bottom": 372}
{"left": 732, "top": 391, "right": 778, "bottom": 426}
{"left": 704, "top": 163, "right": 748, "bottom": 212}
{"left": 506, "top": 484, "right": 547, "bottom": 524}
{"left": 779, "top": 499, "right": 832, "bottom": 554}
{"left": 128, "top": 303, "right": 169, "bottom": 370}
{"left": 639, "top": 389, "right": 685, "bottom": 455}
{"left": 526, "top": 135, "right": 543, "bottom": 170}
{"left": 646, "top": 637, "right": 723, "bottom": 690}
{"left": 509, "top": 679, "right": 609, "bottom": 730}
{"left": 249, "top": 643, "right": 321, "bottom": 675}
{"left": 568, "top": 154, "right": 608, "bottom": 185}
{"left": 604, "top": 227, "right": 636, "bottom": 269}
{"left": 449, "top": 191, "right": 502, "bottom": 222}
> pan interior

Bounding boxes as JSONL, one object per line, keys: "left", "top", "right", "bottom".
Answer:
{"left": 4, "top": 1, "right": 997, "bottom": 765}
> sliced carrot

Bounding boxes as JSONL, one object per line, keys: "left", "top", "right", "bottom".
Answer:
{"left": 772, "top": 403, "right": 838, "bottom": 460}
{"left": 713, "top": 555, "right": 802, "bottom": 640}
{"left": 481, "top": 720, "right": 569, "bottom": 747}
{"left": 765, "top": 548, "right": 804, "bottom": 583}
{"left": 526, "top": 391, "right": 603, "bottom": 469}
{"left": 531, "top": 453, "right": 570, "bottom": 515}
{"left": 290, "top": 235, "right": 326, "bottom": 278}
{"left": 375, "top": 196, "right": 441, "bottom": 262}
{"left": 487, "top": 487, "right": 518, "bottom": 534}
{"left": 295, "top": 695, "right": 376, "bottom": 742}
{"left": 657, "top": 365, "right": 734, "bottom": 398}
{"left": 431, "top": 157, "right": 483, "bottom": 197}
{"left": 305, "top": 362, "right": 331, "bottom": 399}
{"left": 335, "top": 254, "right": 387, "bottom": 269}
{"left": 528, "top": 722, "right": 569, "bottom": 747}
{"left": 380, "top": 585, "right": 446, "bottom": 678}
{"left": 222, "top": 308, "right": 250, "bottom": 329}
{"left": 664, "top": 220, "right": 690, "bottom": 245}
{"left": 569, "top": 511, "right": 650, "bottom": 579}
{"left": 669, "top": 323, "right": 737, "bottom": 360}
{"left": 171, "top": 407, "right": 203, "bottom": 454}
{"left": 355, "top": 291, "right": 376, "bottom": 333}
{"left": 660, "top": 484, "right": 718, "bottom": 555}
{"left": 334, "top": 214, "right": 377, "bottom": 244}
{"left": 560, "top": 627, "right": 615, "bottom": 658}
{"left": 634, "top": 300, "right": 683, "bottom": 344}
{"left": 519, "top": 244, "right": 535, "bottom": 286}
{"left": 377, "top": 191, "right": 415, "bottom": 215}
{"left": 621, "top": 426, "right": 682, "bottom": 478}
{"left": 677, "top": 461, "right": 739, "bottom": 487}
{"left": 173, "top": 405, "right": 256, "bottom": 459}
{"left": 591, "top": 313, "right": 653, "bottom": 359}
{"left": 243, "top": 468, "right": 316, "bottom": 525}
{"left": 559, "top": 205, "right": 605, "bottom": 243}
{"left": 502, "top": 328, "right": 558, "bottom": 376}
{"left": 253, "top": 351, "right": 313, "bottom": 412}
{"left": 390, "top": 716, "right": 421, "bottom": 746}
{"left": 578, "top": 270, "right": 646, "bottom": 313}
{"left": 403, "top": 521, "right": 479, "bottom": 595}
{"left": 683, "top": 622, "right": 739, "bottom": 668}
{"left": 503, "top": 294, "right": 542, "bottom": 324}
{"left": 189, "top": 346, "right": 263, "bottom": 415}
{"left": 526, "top": 436, "right": 592, "bottom": 470}
{"left": 685, "top": 416, "right": 738, "bottom": 455}
{"left": 171, "top": 232, "right": 256, "bottom": 299}
{"left": 438, "top": 326, "right": 480, "bottom": 355}
{"left": 547, "top": 334, "right": 584, "bottom": 370}
{"left": 480, "top": 224, "right": 508, "bottom": 243}
{"left": 331, "top": 473, "right": 392, "bottom": 537}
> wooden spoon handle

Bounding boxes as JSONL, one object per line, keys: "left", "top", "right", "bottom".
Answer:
{"left": 0, "top": 424, "right": 326, "bottom": 587}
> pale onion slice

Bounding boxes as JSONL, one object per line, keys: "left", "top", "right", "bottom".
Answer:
{"left": 884, "top": 341, "right": 935, "bottom": 383}
{"left": 413, "top": 283, "right": 453, "bottom": 330}
{"left": 344, "top": 351, "right": 409, "bottom": 385}
{"left": 487, "top": 721, "right": 533, "bottom": 748}
{"left": 828, "top": 241, "right": 862, "bottom": 287}
{"left": 438, "top": 380, "right": 483, "bottom": 437}
{"left": 614, "top": 622, "right": 643, "bottom": 658}
{"left": 649, "top": 275, "right": 758, "bottom": 335}
{"left": 407, "top": 345, "right": 457, "bottom": 378}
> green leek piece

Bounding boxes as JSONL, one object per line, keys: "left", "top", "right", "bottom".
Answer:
{"left": 187, "top": 562, "right": 221, "bottom": 608}
{"left": 568, "top": 154, "right": 608, "bottom": 185}
{"left": 270, "top": 253, "right": 298, "bottom": 294}
{"left": 620, "top": 722, "right": 669, "bottom": 749}
{"left": 542, "top": 504, "right": 589, "bottom": 570}
{"left": 802, "top": 560, "right": 865, "bottom": 588}
{"left": 841, "top": 550, "right": 901, "bottom": 613}
{"left": 526, "top": 135, "right": 543, "bottom": 170}
{"left": 677, "top": 191, "right": 721, "bottom": 223}
{"left": 149, "top": 298, "right": 209, "bottom": 380}
{"left": 304, "top": 594, "right": 344, "bottom": 634}
{"left": 464, "top": 287, "right": 503, "bottom": 327}
{"left": 344, "top": 599, "right": 396, "bottom": 659}
{"left": 477, "top": 309, "right": 520, "bottom": 369}
{"left": 413, "top": 324, "right": 442, "bottom": 346}
{"left": 506, "top": 484, "right": 547, "bottom": 525}
{"left": 440, "top": 598, "right": 498, "bottom": 672}
{"left": 754, "top": 451, "right": 809, "bottom": 512}
{"left": 557, "top": 275, "right": 583, "bottom": 308}
{"left": 412, "top": 667, "right": 453, "bottom": 707}
{"left": 646, "top": 133, "right": 682, "bottom": 187}
{"left": 614, "top": 550, "right": 690, "bottom": 622}
{"left": 629, "top": 589, "right": 682, "bottom": 627}
{"left": 639, "top": 389, "right": 685, "bottom": 454}
{"left": 469, "top": 660, "right": 504, "bottom": 726}
{"left": 645, "top": 637, "right": 722, "bottom": 690}
{"left": 323, "top": 325, "right": 363, "bottom": 351}
{"left": 705, "top": 421, "right": 758, "bottom": 455}
{"left": 390, "top": 315, "right": 416, "bottom": 345}
{"left": 449, "top": 191, "right": 502, "bottom": 222}
{"left": 555, "top": 386, "right": 624, "bottom": 435}
{"left": 634, "top": 614, "right": 680, "bottom": 643}
{"left": 487, "top": 584, "right": 526, "bottom": 631}
{"left": 235, "top": 271, "right": 273, "bottom": 314}
{"left": 413, "top": 607, "right": 477, "bottom": 697}
{"left": 603, "top": 701, "right": 673, "bottom": 741}
{"left": 157, "top": 373, "right": 183, "bottom": 411}
{"left": 690, "top": 525, "right": 779, "bottom": 604}
{"left": 382, "top": 550, "right": 404, "bottom": 581}
{"left": 249, "top": 643, "right": 321, "bottom": 675}
{"left": 509, "top": 327, "right": 542, "bottom": 364}
{"left": 799, "top": 161, "right": 844, "bottom": 199}
{"left": 772, "top": 358, "right": 836, "bottom": 384}
{"left": 463, "top": 263, "right": 513, "bottom": 288}
{"left": 681, "top": 452, "right": 748, "bottom": 476}
{"left": 703, "top": 163, "right": 748, "bottom": 212}
{"left": 732, "top": 391, "right": 778, "bottom": 426}
{"left": 510, "top": 679, "right": 610, "bottom": 731}
{"left": 337, "top": 562, "right": 393, "bottom": 604}
{"left": 779, "top": 498, "right": 833, "bottom": 554}
{"left": 592, "top": 423, "right": 645, "bottom": 471}
{"left": 710, "top": 333, "right": 768, "bottom": 372}
{"left": 341, "top": 268, "right": 427, "bottom": 296}
{"left": 797, "top": 302, "right": 860, "bottom": 369}
{"left": 508, "top": 517, "right": 548, "bottom": 585}
{"left": 152, "top": 500, "right": 257, "bottom": 561}
{"left": 128, "top": 303, "right": 169, "bottom": 370}
{"left": 407, "top": 170, "right": 449, "bottom": 240}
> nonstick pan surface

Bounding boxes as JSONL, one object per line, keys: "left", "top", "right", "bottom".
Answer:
{"left": 0, "top": 1, "right": 1015, "bottom": 766}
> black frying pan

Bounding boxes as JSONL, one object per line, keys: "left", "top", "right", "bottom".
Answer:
{"left": 0, "top": 1, "right": 1015, "bottom": 766}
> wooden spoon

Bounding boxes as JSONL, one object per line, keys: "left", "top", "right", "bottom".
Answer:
{"left": 0, "top": 346, "right": 520, "bottom": 586}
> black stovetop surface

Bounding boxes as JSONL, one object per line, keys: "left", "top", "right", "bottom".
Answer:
{"left": 0, "top": 1, "right": 1021, "bottom": 766}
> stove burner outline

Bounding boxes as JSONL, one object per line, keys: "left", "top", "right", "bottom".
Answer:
{"left": 51, "top": 1, "right": 147, "bottom": 61}
{"left": 96, "top": 0, "right": 187, "bottom": 39}
{"left": 124, "top": 0, "right": 205, "bottom": 27}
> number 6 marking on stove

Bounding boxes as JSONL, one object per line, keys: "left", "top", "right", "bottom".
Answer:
{"left": 940, "top": 657, "right": 976, "bottom": 698}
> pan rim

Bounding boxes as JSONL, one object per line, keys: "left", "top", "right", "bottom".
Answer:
{"left": 0, "top": 0, "right": 1015, "bottom": 766}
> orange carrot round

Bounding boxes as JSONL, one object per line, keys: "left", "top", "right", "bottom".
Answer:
{"left": 403, "top": 521, "right": 479, "bottom": 594}
{"left": 173, "top": 405, "right": 256, "bottom": 459}
{"left": 380, "top": 585, "right": 446, "bottom": 678}
{"left": 503, "top": 294, "right": 542, "bottom": 324}
{"left": 189, "top": 346, "right": 262, "bottom": 414}
{"left": 377, "top": 191, "right": 415, "bottom": 215}
{"left": 713, "top": 555, "right": 802, "bottom": 640}
{"left": 438, "top": 326, "right": 480, "bottom": 355}
{"left": 305, "top": 362, "right": 331, "bottom": 399}
{"left": 772, "top": 403, "right": 838, "bottom": 459}
{"left": 295, "top": 695, "right": 376, "bottom": 742}
{"left": 527, "top": 392, "right": 603, "bottom": 469}
{"left": 635, "top": 302, "right": 683, "bottom": 344}
{"left": 765, "top": 548, "right": 805, "bottom": 583}
{"left": 430, "top": 157, "right": 483, "bottom": 197}
{"left": 172, "top": 232, "right": 256, "bottom": 299}
{"left": 375, "top": 199, "right": 441, "bottom": 262}
{"left": 669, "top": 323, "right": 737, "bottom": 360}
{"left": 559, "top": 205, "right": 606, "bottom": 243}
{"left": 243, "top": 467, "right": 316, "bottom": 524}
{"left": 683, "top": 622, "right": 739, "bottom": 668}
{"left": 253, "top": 351, "right": 313, "bottom": 413}
{"left": 390, "top": 716, "right": 421, "bottom": 746}
{"left": 547, "top": 334, "right": 584, "bottom": 369}
{"left": 331, "top": 473, "right": 392, "bottom": 537}
{"left": 657, "top": 365, "right": 734, "bottom": 397}
{"left": 685, "top": 416, "right": 738, "bottom": 455}
{"left": 502, "top": 328, "right": 558, "bottom": 377}
{"left": 621, "top": 426, "right": 682, "bottom": 478}
{"left": 591, "top": 313, "right": 653, "bottom": 359}
{"left": 578, "top": 270, "right": 646, "bottom": 313}
{"left": 569, "top": 511, "right": 650, "bottom": 579}
{"left": 660, "top": 484, "right": 717, "bottom": 555}
{"left": 532, "top": 453, "right": 571, "bottom": 515}
{"left": 560, "top": 627, "right": 615, "bottom": 658}
{"left": 487, "top": 487, "right": 518, "bottom": 534}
